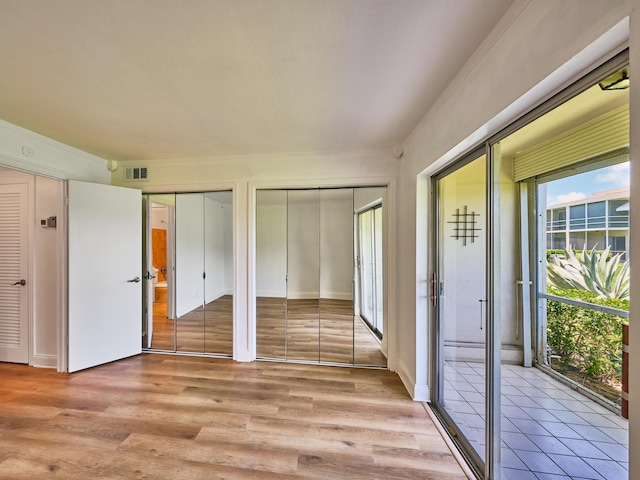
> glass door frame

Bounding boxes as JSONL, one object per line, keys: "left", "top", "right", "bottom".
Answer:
{"left": 430, "top": 144, "right": 500, "bottom": 478}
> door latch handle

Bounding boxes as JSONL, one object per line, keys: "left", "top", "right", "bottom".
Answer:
{"left": 145, "top": 272, "right": 156, "bottom": 280}
{"left": 127, "top": 277, "right": 141, "bottom": 283}
{"left": 12, "top": 279, "right": 26, "bottom": 286}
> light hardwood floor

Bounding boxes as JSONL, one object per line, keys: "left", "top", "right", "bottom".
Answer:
{"left": 0, "top": 355, "right": 466, "bottom": 479}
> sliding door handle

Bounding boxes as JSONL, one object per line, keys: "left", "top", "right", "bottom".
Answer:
{"left": 127, "top": 277, "right": 141, "bottom": 283}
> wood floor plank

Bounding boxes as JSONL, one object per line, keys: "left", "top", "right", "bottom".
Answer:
{"left": 196, "top": 425, "right": 375, "bottom": 457}
{"left": 120, "top": 433, "right": 300, "bottom": 476}
{"left": 296, "top": 451, "right": 467, "bottom": 480}
{"left": 247, "top": 415, "right": 423, "bottom": 449}
{"left": 0, "top": 355, "right": 466, "bottom": 479}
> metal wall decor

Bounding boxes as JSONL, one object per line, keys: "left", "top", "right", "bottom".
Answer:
{"left": 449, "top": 205, "right": 480, "bottom": 246}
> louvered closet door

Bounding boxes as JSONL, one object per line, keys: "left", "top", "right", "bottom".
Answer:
{"left": 0, "top": 183, "right": 29, "bottom": 363}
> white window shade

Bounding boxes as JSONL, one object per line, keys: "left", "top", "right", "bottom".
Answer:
{"left": 513, "top": 104, "right": 629, "bottom": 182}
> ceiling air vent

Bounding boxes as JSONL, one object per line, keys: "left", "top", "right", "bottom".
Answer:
{"left": 124, "top": 166, "right": 149, "bottom": 182}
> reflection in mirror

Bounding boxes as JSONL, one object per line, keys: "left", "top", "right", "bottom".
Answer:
{"left": 254, "top": 186, "right": 387, "bottom": 367}
{"left": 256, "top": 190, "right": 287, "bottom": 358}
{"left": 286, "top": 190, "right": 321, "bottom": 362}
{"left": 176, "top": 193, "right": 205, "bottom": 352}
{"left": 354, "top": 187, "right": 387, "bottom": 367}
{"left": 204, "top": 191, "right": 233, "bottom": 355}
{"left": 319, "top": 189, "right": 355, "bottom": 364}
{"left": 145, "top": 194, "right": 176, "bottom": 351}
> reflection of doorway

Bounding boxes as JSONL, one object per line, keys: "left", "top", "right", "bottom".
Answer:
{"left": 146, "top": 199, "right": 175, "bottom": 350}
{"left": 357, "top": 204, "right": 383, "bottom": 338}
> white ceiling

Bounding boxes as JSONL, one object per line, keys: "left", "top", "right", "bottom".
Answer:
{"left": 0, "top": 0, "right": 515, "bottom": 161}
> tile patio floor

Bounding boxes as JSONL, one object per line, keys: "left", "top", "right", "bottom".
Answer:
{"left": 443, "top": 361, "right": 628, "bottom": 480}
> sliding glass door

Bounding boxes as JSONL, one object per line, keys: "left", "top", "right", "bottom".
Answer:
{"left": 433, "top": 151, "right": 488, "bottom": 473}
{"left": 431, "top": 55, "right": 630, "bottom": 480}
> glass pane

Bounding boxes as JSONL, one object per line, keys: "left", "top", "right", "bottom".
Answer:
{"left": 437, "top": 154, "right": 487, "bottom": 461}
{"left": 569, "top": 204, "right": 586, "bottom": 229}
{"left": 552, "top": 208, "right": 566, "bottom": 230}
{"left": 586, "top": 230, "right": 605, "bottom": 251}
{"left": 359, "top": 210, "right": 374, "bottom": 324}
{"left": 175, "top": 193, "right": 205, "bottom": 353}
{"left": 374, "top": 206, "right": 384, "bottom": 335}
{"left": 587, "top": 201, "right": 606, "bottom": 228}
{"left": 319, "top": 189, "right": 354, "bottom": 364}
{"left": 147, "top": 194, "right": 176, "bottom": 351}
{"left": 204, "top": 191, "right": 233, "bottom": 356}
{"left": 569, "top": 231, "right": 586, "bottom": 248}
{"left": 354, "top": 187, "right": 387, "bottom": 367}
{"left": 286, "top": 190, "right": 320, "bottom": 361}
{"left": 256, "top": 190, "right": 287, "bottom": 359}
{"left": 609, "top": 200, "right": 629, "bottom": 228}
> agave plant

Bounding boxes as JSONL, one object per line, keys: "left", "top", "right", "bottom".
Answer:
{"left": 547, "top": 245, "right": 630, "bottom": 299}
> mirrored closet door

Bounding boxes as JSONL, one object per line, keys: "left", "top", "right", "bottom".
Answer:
{"left": 143, "top": 191, "right": 233, "bottom": 356}
{"left": 255, "top": 187, "right": 386, "bottom": 367}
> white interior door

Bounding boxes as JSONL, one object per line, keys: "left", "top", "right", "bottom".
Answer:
{"left": 68, "top": 180, "right": 141, "bottom": 372}
{"left": 0, "top": 183, "right": 29, "bottom": 363}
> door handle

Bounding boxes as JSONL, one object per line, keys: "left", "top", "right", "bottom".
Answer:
{"left": 145, "top": 272, "right": 156, "bottom": 280}
{"left": 127, "top": 277, "right": 141, "bottom": 283}
{"left": 12, "top": 279, "right": 26, "bottom": 286}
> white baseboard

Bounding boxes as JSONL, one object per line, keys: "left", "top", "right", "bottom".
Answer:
{"left": 32, "top": 354, "right": 57, "bottom": 369}
{"left": 396, "top": 359, "right": 430, "bottom": 401}
{"left": 234, "top": 348, "right": 252, "bottom": 362}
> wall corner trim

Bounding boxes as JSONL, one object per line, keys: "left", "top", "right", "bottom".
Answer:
{"left": 397, "top": 359, "right": 430, "bottom": 401}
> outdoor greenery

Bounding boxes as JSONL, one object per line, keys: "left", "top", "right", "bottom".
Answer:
{"left": 546, "top": 285, "right": 627, "bottom": 401}
{"left": 546, "top": 246, "right": 630, "bottom": 402}
{"left": 547, "top": 245, "right": 630, "bottom": 299}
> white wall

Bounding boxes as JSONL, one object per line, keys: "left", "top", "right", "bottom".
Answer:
{"left": 204, "top": 195, "right": 226, "bottom": 303}
{"left": 319, "top": 190, "right": 353, "bottom": 301}
{"left": 175, "top": 194, "right": 204, "bottom": 317}
{"left": 151, "top": 205, "right": 168, "bottom": 230}
{"left": 33, "top": 175, "right": 64, "bottom": 368}
{"left": 255, "top": 189, "right": 355, "bottom": 300}
{"left": 256, "top": 191, "right": 287, "bottom": 297}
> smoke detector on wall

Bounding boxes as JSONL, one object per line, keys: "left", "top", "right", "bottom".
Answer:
{"left": 124, "top": 166, "right": 149, "bottom": 182}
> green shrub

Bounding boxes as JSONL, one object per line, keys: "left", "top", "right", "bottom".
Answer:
{"left": 547, "top": 245, "right": 629, "bottom": 299}
{"left": 546, "top": 286, "right": 626, "bottom": 385}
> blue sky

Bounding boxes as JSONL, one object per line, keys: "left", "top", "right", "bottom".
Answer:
{"left": 546, "top": 161, "right": 630, "bottom": 206}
